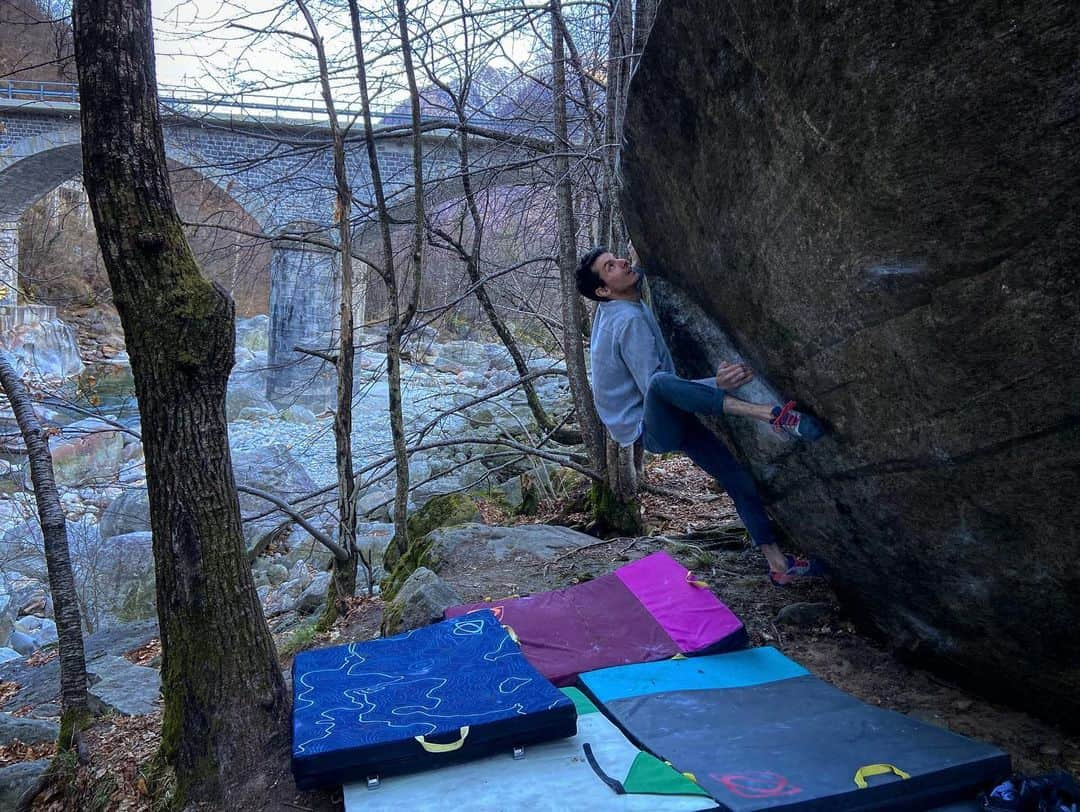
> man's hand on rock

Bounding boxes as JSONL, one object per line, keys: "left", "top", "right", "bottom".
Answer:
{"left": 715, "top": 361, "right": 753, "bottom": 390}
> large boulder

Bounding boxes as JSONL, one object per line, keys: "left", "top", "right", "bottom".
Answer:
{"left": 232, "top": 445, "right": 317, "bottom": 553}
{"left": 0, "top": 313, "right": 83, "bottom": 383}
{"left": 99, "top": 487, "right": 152, "bottom": 538}
{"left": 622, "top": 0, "right": 1079, "bottom": 722}
{"left": 47, "top": 416, "right": 125, "bottom": 487}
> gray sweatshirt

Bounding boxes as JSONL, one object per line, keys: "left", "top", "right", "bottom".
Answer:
{"left": 589, "top": 298, "right": 675, "bottom": 446}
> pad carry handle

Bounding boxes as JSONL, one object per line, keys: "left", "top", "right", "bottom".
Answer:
{"left": 415, "top": 726, "right": 470, "bottom": 754}
{"left": 854, "top": 763, "right": 910, "bottom": 788}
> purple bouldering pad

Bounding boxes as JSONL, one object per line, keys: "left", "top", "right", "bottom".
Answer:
{"left": 445, "top": 551, "right": 746, "bottom": 686}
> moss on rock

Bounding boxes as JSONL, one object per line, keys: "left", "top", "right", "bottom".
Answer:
{"left": 380, "top": 493, "right": 482, "bottom": 600}
{"left": 407, "top": 492, "right": 482, "bottom": 541}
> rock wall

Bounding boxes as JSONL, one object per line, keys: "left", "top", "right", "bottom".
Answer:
{"left": 621, "top": 0, "right": 1079, "bottom": 722}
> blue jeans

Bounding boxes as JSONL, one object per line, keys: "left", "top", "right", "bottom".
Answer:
{"left": 642, "top": 372, "right": 777, "bottom": 547}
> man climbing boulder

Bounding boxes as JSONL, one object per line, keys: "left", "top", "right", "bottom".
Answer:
{"left": 576, "top": 243, "right": 825, "bottom": 586}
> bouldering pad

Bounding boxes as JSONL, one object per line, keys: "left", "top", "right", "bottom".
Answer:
{"left": 446, "top": 551, "right": 746, "bottom": 685}
{"left": 580, "top": 647, "right": 1009, "bottom": 810}
{"left": 291, "top": 610, "right": 576, "bottom": 790}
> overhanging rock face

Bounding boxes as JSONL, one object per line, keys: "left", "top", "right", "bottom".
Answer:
{"left": 621, "top": 0, "right": 1079, "bottom": 722}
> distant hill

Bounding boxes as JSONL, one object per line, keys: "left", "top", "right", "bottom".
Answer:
{"left": 0, "top": 0, "right": 74, "bottom": 83}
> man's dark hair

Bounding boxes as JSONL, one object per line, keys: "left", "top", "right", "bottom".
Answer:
{"left": 575, "top": 245, "right": 609, "bottom": 302}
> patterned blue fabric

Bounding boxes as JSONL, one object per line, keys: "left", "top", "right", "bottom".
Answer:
{"left": 292, "top": 611, "right": 573, "bottom": 764}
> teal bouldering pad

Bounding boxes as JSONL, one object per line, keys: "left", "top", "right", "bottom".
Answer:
{"left": 580, "top": 648, "right": 1010, "bottom": 811}
{"left": 343, "top": 687, "right": 714, "bottom": 811}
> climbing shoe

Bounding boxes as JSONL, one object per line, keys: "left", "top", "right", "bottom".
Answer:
{"left": 769, "top": 555, "right": 826, "bottom": 587}
{"left": 983, "top": 770, "right": 1080, "bottom": 811}
{"left": 770, "top": 401, "right": 825, "bottom": 441}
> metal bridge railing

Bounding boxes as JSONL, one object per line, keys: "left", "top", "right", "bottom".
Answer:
{"left": 0, "top": 79, "right": 523, "bottom": 131}
{"left": 1, "top": 80, "right": 79, "bottom": 104}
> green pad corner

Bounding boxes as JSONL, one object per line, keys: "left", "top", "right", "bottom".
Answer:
{"left": 623, "top": 751, "right": 710, "bottom": 797}
{"left": 561, "top": 686, "right": 598, "bottom": 715}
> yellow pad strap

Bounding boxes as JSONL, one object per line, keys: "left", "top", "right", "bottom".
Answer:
{"left": 854, "top": 763, "right": 910, "bottom": 788}
{"left": 415, "top": 726, "right": 470, "bottom": 754}
{"left": 685, "top": 571, "right": 708, "bottom": 589}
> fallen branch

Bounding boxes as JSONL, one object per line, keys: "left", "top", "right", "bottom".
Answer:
{"left": 641, "top": 481, "right": 723, "bottom": 502}
{"left": 236, "top": 484, "right": 348, "bottom": 562}
{"left": 550, "top": 535, "right": 638, "bottom": 563}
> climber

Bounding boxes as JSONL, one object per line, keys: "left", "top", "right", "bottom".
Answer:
{"left": 575, "top": 242, "right": 825, "bottom": 586}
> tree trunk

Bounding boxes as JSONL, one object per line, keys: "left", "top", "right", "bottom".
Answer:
{"left": 295, "top": 0, "right": 360, "bottom": 628}
{"left": 387, "top": 0, "right": 426, "bottom": 562}
{"left": 597, "top": 436, "right": 643, "bottom": 535}
{"left": 551, "top": 0, "right": 606, "bottom": 467}
{"left": 71, "top": 0, "right": 288, "bottom": 804}
{"left": 552, "top": 1, "right": 640, "bottom": 535}
{"left": 604, "top": 0, "right": 632, "bottom": 249}
{"left": 0, "top": 352, "right": 90, "bottom": 743}
{"left": 345, "top": 0, "right": 405, "bottom": 569}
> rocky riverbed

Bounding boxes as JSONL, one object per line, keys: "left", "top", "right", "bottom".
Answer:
{"left": 0, "top": 313, "right": 574, "bottom": 662}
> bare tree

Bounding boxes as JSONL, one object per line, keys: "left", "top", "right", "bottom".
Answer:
{"left": 381, "top": 0, "right": 426, "bottom": 563}
{"left": 291, "top": 0, "right": 363, "bottom": 628}
{"left": 420, "top": 7, "right": 580, "bottom": 446}
{"left": 0, "top": 352, "right": 89, "bottom": 748}
{"left": 551, "top": 0, "right": 641, "bottom": 534}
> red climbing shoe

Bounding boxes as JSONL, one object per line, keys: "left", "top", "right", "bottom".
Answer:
{"left": 770, "top": 401, "right": 826, "bottom": 441}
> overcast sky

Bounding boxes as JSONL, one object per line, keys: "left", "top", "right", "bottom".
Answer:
{"left": 151, "top": 0, "right": 538, "bottom": 110}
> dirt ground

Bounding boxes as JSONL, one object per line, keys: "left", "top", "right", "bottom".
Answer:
{"left": 636, "top": 457, "right": 1080, "bottom": 782}
{"left": 18, "top": 455, "right": 1079, "bottom": 810}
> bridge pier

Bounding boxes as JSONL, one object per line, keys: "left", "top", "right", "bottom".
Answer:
{"left": 0, "top": 222, "right": 19, "bottom": 306}
{"left": 266, "top": 231, "right": 340, "bottom": 411}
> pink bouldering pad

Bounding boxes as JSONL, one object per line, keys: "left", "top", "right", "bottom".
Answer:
{"left": 445, "top": 551, "right": 746, "bottom": 686}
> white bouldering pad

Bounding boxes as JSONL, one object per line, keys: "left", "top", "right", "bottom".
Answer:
{"left": 343, "top": 688, "right": 713, "bottom": 811}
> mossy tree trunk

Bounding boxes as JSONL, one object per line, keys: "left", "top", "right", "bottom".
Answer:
{"left": 593, "top": 436, "right": 643, "bottom": 536}
{"left": 71, "top": 0, "right": 288, "bottom": 805}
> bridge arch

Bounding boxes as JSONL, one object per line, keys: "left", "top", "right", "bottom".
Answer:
{"left": 0, "top": 126, "right": 280, "bottom": 323}
{"left": 0, "top": 125, "right": 276, "bottom": 232}
{"left": 0, "top": 98, "right": 549, "bottom": 409}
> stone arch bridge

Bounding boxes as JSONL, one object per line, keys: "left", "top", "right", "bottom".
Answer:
{"left": 0, "top": 81, "right": 547, "bottom": 405}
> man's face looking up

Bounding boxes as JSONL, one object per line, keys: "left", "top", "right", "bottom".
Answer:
{"left": 592, "top": 252, "right": 639, "bottom": 300}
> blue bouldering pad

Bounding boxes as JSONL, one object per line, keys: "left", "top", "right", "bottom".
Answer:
{"left": 291, "top": 611, "right": 576, "bottom": 790}
{"left": 580, "top": 648, "right": 1010, "bottom": 811}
